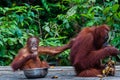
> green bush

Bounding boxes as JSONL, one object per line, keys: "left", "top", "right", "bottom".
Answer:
{"left": 0, "top": 0, "right": 120, "bottom": 66}
{"left": 0, "top": 5, "right": 43, "bottom": 65}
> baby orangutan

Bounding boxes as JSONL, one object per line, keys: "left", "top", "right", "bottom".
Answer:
{"left": 11, "top": 36, "right": 73, "bottom": 71}
{"left": 102, "top": 56, "right": 115, "bottom": 76}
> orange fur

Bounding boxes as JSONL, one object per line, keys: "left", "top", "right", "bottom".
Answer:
{"left": 11, "top": 37, "right": 73, "bottom": 71}
{"left": 70, "top": 25, "right": 119, "bottom": 77}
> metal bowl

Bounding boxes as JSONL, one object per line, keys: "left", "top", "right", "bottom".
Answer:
{"left": 23, "top": 67, "right": 48, "bottom": 79}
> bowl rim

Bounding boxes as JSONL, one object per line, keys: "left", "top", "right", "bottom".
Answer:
{"left": 23, "top": 67, "right": 49, "bottom": 71}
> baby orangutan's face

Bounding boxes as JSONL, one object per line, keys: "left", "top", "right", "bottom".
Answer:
{"left": 27, "top": 37, "right": 39, "bottom": 53}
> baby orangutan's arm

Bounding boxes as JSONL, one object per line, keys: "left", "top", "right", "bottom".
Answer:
{"left": 11, "top": 49, "right": 37, "bottom": 71}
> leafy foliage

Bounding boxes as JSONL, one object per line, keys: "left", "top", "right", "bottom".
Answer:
{"left": 0, "top": 0, "right": 120, "bottom": 66}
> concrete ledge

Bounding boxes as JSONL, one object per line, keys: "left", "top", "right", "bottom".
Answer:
{"left": 0, "top": 66, "right": 120, "bottom": 80}
{"left": 0, "top": 66, "right": 75, "bottom": 71}
{"left": 0, "top": 66, "right": 120, "bottom": 71}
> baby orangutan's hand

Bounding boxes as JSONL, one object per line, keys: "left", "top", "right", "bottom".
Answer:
{"left": 29, "top": 52, "right": 38, "bottom": 60}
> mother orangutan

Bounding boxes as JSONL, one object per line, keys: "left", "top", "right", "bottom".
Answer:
{"left": 70, "top": 25, "right": 120, "bottom": 77}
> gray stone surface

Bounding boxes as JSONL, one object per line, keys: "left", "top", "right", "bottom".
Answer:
{"left": 0, "top": 66, "right": 120, "bottom": 80}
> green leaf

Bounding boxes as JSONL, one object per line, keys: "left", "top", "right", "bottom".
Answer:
{"left": 36, "top": 7, "right": 44, "bottom": 11}
{"left": 66, "top": 5, "right": 77, "bottom": 18}
{"left": 19, "top": 15, "right": 24, "bottom": 23}
{"left": 27, "top": 17, "right": 33, "bottom": 21}
{"left": 103, "top": 7, "right": 110, "bottom": 14}
{"left": 15, "top": 27, "right": 22, "bottom": 37}
{"left": 41, "top": 0, "right": 50, "bottom": 12}
{"left": 106, "top": 17, "right": 111, "bottom": 22}
{"left": 3, "top": 54, "right": 13, "bottom": 60}
{"left": 65, "top": 23, "right": 70, "bottom": 29}
{"left": 18, "top": 38, "right": 24, "bottom": 45}
{"left": 45, "top": 26, "right": 50, "bottom": 32}
{"left": 0, "top": 41, "right": 3, "bottom": 47}
{"left": 86, "top": 21, "right": 94, "bottom": 26}
{"left": 7, "top": 38, "right": 14, "bottom": 45}
{"left": 112, "top": 4, "right": 119, "bottom": 12}
{"left": 81, "top": 14, "right": 90, "bottom": 18}
{"left": 9, "top": 51, "right": 16, "bottom": 56}
{"left": 81, "top": 13, "right": 94, "bottom": 19}
{"left": 88, "top": 6, "right": 103, "bottom": 14}
{"left": 3, "top": 38, "right": 8, "bottom": 42}
{"left": 118, "top": 12, "right": 120, "bottom": 18}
